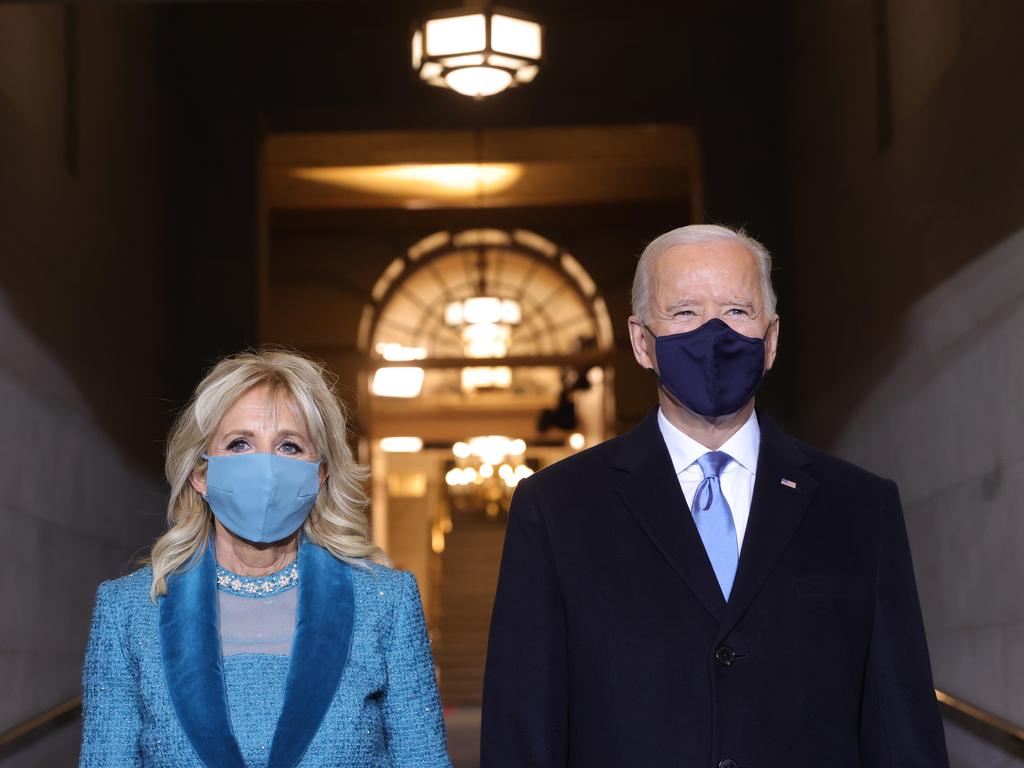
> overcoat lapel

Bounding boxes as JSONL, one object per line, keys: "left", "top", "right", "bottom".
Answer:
{"left": 159, "top": 542, "right": 247, "bottom": 768}
{"left": 268, "top": 539, "right": 355, "bottom": 768}
{"left": 613, "top": 409, "right": 727, "bottom": 619}
{"left": 715, "top": 412, "right": 817, "bottom": 643}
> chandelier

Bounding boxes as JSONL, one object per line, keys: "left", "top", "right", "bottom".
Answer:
{"left": 445, "top": 435, "right": 534, "bottom": 516}
{"left": 412, "top": 5, "right": 543, "bottom": 98}
{"left": 445, "top": 294, "right": 521, "bottom": 392}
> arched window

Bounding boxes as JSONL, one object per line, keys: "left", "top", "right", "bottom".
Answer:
{"left": 360, "top": 228, "right": 612, "bottom": 399}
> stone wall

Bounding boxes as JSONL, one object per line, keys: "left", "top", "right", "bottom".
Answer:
{"left": 783, "top": 1, "right": 1024, "bottom": 761}
{"left": 0, "top": 6, "right": 173, "bottom": 762}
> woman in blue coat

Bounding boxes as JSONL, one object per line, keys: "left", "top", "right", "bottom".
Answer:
{"left": 80, "top": 350, "right": 451, "bottom": 768}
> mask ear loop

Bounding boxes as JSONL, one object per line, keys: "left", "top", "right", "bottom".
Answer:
{"left": 641, "top": 323, "right": 659, "bottom": 377}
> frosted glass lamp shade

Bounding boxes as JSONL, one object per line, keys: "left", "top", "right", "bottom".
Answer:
{"left": 424, "top": 14, "right": 487, "bottom": 56}
{"left": 490, "top": 14, "right": 541, "bottom": 59}
{"left": 412, "top": 7, "right": 542, "bottom": 98}
{"left": 445, "top": 67, "right": 513, "bottom": 98}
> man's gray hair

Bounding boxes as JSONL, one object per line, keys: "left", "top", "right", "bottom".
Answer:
{"left": 631, "top": 224, "right": 777, "bottom": 322}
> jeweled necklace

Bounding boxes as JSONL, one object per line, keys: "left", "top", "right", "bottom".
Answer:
{"left": 216, "top": 560, "right": 299, "bottom": 598}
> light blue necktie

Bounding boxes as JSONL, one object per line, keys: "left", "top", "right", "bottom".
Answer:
{"left": 693, "top": 451, "right": 739, "bottom": 600}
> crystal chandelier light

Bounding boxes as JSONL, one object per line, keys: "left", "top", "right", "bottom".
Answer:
{"left": 445, "top": 293, "right": 521, "bottom": 392}
{"left": 412, "top": 5, "right": 543, "bottom": 98}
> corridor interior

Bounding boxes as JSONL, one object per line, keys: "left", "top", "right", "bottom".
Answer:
{"left": 261, "top": 124, "right": 698, "bottom": 765}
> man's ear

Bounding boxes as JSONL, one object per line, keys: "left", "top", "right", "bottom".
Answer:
{"left": 764, "top": 315, "right": 780, "bottom": 372}
{"left": 628, "top": 316, "right": 656, "bottom": 372}
{"left": 189, "top": 466, "right": 208, "bottom": 496}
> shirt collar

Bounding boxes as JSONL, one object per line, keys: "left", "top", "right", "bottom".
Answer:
{"left": 656, "top": 408, "right": 761, "bottom": 476}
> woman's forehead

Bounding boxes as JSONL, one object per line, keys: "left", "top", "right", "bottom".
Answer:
{"left": 220, "top": 385, "right": 308, "bottom": 432}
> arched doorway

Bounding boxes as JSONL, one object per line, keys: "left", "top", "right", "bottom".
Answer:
{"left": 361, "top": 227, "right": 613, "bottom": 706}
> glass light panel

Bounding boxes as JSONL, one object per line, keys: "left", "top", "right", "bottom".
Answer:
{"left": 512, "top": 228, "right": 557, "bottom": 256}
{"left": 371, "top": 367, "right": 424, "bottom": 398}
{"left": 500, "top": 299, "right": 522, "bottom": 324}
{"left": 463, "top": 296, "right": 503, "bottom": 324}
{"left": 444, "top": 301, "right": 463, "bottom": 326}
{"left": 412, "top": 30, "right": 423, "bottom": 69}
{"left": 490, "top": 15, "right": 541, "bottom": 59}
{"left": 469, "top": 435, "right": 514, "bottom": 466}
{"left": 445, "top": 66, "right": 513, "bottom": 97}
{"left": 420, "top": 61, "right": 443, "bottom": 79}
{"left": 425, "top": 14, "right": 486, "bottom": 56}
{"left": 461, "top": 366, "right": 513, "bottom": 390}
{"left": 380, "top": 436, "right": 424, "bottom": 453}
{"left": 407, "top": 230, "right": 450, "bottom": 261}
{"left": 486, "top": 54, "right": 526, "bottom": 70}
{"left": 515, "top": 64, "right": 539, "bottom": 83}
{"left": 440, "top": 54, "right": 485, "bottom": 68}
{"left": 375, "top": 342, "right": 427, "bottom": 361}
{"left": 463, "top": 322, "right": 510, "bottom": 358}
{"left": 453, "top": 228, "right": 512, "bottom": 247}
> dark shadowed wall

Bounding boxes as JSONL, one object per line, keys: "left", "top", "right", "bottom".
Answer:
{"left": 0, "top": 6, "right": 170, "bottom": 763}
{"left": 782, "top": 1, "right": 1024, "bottom": 763}
{"left": 0, "top": 5, "right": 261, "bottom": 763}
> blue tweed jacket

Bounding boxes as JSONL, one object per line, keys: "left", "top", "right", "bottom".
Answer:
{"left": 79, "top": 539, "right": 451, "bottom": 767}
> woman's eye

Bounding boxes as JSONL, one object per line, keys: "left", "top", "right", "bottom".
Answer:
{"left": 226, "top": 438, "right": 250, "bottom": 452}
{"left": 279, "top": 441, "right": 304, "bottom": 455}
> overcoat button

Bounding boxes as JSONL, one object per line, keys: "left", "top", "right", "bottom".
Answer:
{"left": 715, "top": 645, "right": 736, "bottom": 666}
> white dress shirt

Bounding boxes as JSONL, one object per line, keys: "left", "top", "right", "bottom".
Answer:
{"left": 656, "top": 408, "right": 761, "bottom": 551}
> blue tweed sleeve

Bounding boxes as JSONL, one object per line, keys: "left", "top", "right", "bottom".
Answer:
{"left": 382, "top": 572, "right": 451, "bottom": 766}
{"left": 79, "top": 581, "right": 143, "bottom": 767}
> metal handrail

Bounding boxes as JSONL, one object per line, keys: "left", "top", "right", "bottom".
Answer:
{"left": 0, "top": 695, "right": 81, "bottom": 750}
{"left": 935, "top": 688, "right": 1024, "bottom": 743}
{"left": 0, "top": 689, "right": 1020, "bottom": 751}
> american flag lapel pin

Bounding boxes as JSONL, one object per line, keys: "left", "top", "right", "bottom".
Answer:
{"left": 780, "top": 478, "right": 798, "bottom": 489}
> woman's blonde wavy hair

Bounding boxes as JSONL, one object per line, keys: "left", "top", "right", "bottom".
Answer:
{"left": 147, "top": 348, "right": 385, "bottom": 602}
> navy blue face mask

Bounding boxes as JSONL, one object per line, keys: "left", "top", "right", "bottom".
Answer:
{"left": 645, "top": 318, "right": 767, "bottom": 418}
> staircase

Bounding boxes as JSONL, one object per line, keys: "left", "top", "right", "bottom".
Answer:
{"left": 435, "top": 511, "right": 506, "bottom": 706}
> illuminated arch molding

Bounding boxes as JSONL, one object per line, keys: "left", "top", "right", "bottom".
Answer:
{"left": 358, "top": 228, "right": 614, "bottom": 364}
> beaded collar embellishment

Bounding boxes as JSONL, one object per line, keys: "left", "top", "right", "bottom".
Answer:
{"left": 216, "top": 561, "right": 299, "bottom": 597}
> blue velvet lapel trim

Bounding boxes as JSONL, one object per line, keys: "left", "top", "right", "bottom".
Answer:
{"left": 159, "top": 543, "right": 246, "bottom": 768}
{"left": 268, "top": 540, "right": 355, "bottom": 768}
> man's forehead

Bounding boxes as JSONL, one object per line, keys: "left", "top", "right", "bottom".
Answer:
{"left": 652, "top": 241, "right": 759, "bottom": 286}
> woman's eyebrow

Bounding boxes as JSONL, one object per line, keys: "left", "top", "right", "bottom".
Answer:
{"left": 275, "top": 429, "right": 310, "bottom": 440}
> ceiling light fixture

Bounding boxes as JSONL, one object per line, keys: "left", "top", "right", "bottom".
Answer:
{"left": 380, "top": 437, "right": 425, "bottom": 453}
{"left": 412, "top": 5, "right": 543, "bottom": 98}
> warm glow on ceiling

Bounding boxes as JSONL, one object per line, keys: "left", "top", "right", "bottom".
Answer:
{"left": 291, "top": 163, "right": 523, "bottom": 198}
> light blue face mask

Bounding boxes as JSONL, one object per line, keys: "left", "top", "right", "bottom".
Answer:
{"left": 202, "top": 453, "right": 321, "bottom": 543}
